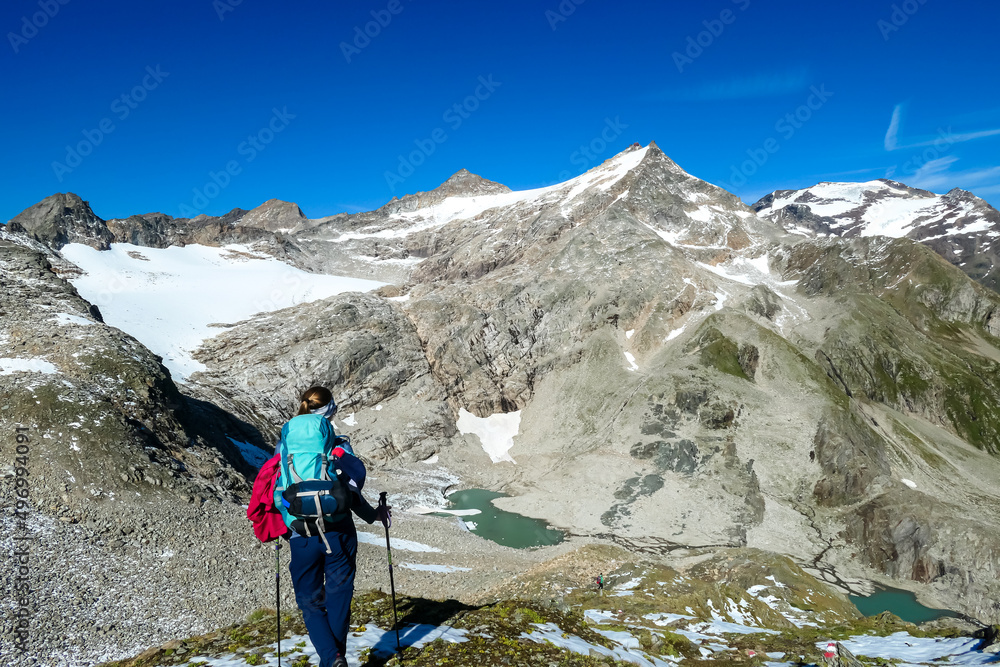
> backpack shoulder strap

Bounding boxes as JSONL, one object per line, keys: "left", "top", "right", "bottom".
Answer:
{"left": 318, "top": 417, "right": 336, "bottom": 451}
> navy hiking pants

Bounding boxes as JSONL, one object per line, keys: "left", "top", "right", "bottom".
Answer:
{"left": 288, "top": 521, "right": 357, "bottom": 667}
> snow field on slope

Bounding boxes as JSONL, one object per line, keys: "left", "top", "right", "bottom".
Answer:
{"left": 331, "top": 147, "right": 649, "bottom": 242}
{"left": 859, "top": 197, "right": 941, "bottom": 237}
{"left": 762, "top": 181, "right": 998, "bottom": 241}
{"left": 832, "top": 633, "right": 990, "bottom": 666}
{"left": 355, "top": 530, "right": 441, "bottom": 553}
{"left": 763, "top": 181, "right": 894, "bottom": 218}
{"left": 60, "top": 243, "right": 386, "bottom": 380}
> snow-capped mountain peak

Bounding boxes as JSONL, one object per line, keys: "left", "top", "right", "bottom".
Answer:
{"left": 753, "top": 179, "right": 1000, "bottom": 291}
{"left": 753, "top": 179, "right": 998, "bottom": 240}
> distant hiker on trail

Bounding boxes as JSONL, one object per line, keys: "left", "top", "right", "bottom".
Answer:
{"left": 597, "top": 573, "right": 604, "bottom": 595}
{"left": 252, "top": 385, "right": 390, "bottom": 667}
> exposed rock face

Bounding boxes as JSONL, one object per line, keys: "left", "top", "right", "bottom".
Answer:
{"left": 105, "top": 209, "right": 279, "bottom": 248}
{"left": 811, "top": 408, "right": 891, "bottom": 507}
{"left": 753, "top": 180, "right": 1000, "bottom": 293}
{"left": 172, "top": 145, "right": 1000, "bottom": 623}
{"left": 272, "top": 169, "right": 515, "bottom": 285}
{"left": 7, "top": 192, "right": 114, "bottom": 250}
{"left": 104, "top": 209, "right": 272, "bottom": 248}
{"left": 237, "top": 198, "right": 307, "bottom": 232}
{"left": 189, "top": 292, "right": 454, "bottom": 464}
{"left": 0, "top": 232, "right": 283, "bottom": 662}
{"left": 105, "top": 211, "right": 179, "bottom": 247}
{"left": 6, "top": 142, "right": 1000, "bottom": 665}
{"left": 5, "top": 193, "right": 289, "bottom": 252}
{"left": 0, "top": 233, "right": 260, "bottom": 504}
{"left": 429, "top": 168, "right": 512, "bottom": 200}
{"left": 781, "top": 237, "right": 1000, "bottom": 454}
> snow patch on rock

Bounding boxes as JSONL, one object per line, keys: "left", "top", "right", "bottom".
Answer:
{"left": 456, "top": 408, "right": 521, "bottom": 464}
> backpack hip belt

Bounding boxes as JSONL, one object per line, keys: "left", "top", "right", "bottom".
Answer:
{"left": 283, "top": 453, "right": 348, "bottom": 554}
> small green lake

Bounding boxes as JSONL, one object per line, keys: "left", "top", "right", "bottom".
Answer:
{"left": 849, "top": 586, "right": 959, "bottom": 624}
{"left": 440, "top": 488, "right": 565, "bottom": 549}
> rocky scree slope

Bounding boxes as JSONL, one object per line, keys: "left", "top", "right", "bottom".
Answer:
{"left": 0, "top": 230, "right": 333, "bottom": 665}
{"left": 0, "top": 228, "right": 553, "bottom": 667}
{"left": 180, "top": 144, "right": 1000, "bottom": 622}
{"left": 772, "top": 234, "right": 1000, "bottom": 611}
{"left": 753, "top": 180, "right": 1000, "bottom": 293}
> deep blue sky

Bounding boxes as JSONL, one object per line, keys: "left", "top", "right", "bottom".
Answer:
{"left": 3, "top": 0, "right": 999, "bottom": 223}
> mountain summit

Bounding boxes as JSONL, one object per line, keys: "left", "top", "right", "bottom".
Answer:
{"left": 7, "top": 192, "right": 113, "bottom": 250}
{"left": 431, "top": 168, "right": 511, "bottom": 199}
{"left": 753, "top": 179, "right": 1000, "bottom": 291}
{"left": 237, "top": 198, "right": 308, "bottom": 233}
{"left": 5, "top": 143, "right": 1000, "bottom": 665}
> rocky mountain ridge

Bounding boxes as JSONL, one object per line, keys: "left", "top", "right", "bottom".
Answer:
{"left": 5, "top": 192, "right": 303, "bottom": 252}
{"left": 5, "top": 143, "right": 1000, "bottom": 666}
{"left": 181, "top": 144, "right": 1000, "bottom": 623}
{"left": 752, "top": 179, "right": 1000, "bottom": 292}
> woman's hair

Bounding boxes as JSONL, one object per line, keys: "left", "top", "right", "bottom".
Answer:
{"left": 297, "top": 386, "right": 333, "bottom": 416}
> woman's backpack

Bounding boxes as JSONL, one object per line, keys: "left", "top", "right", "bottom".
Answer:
{"left": 274, "top": 413, "right": 360, "bottom": 553}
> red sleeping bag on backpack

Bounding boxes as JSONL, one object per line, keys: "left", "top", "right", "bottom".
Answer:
{"left": 247, "top": 453, "right": 291, "bottom": 542}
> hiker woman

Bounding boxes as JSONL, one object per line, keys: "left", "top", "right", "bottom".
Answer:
{"left": 275, "top": 386, "right": 390, "bottom": 667}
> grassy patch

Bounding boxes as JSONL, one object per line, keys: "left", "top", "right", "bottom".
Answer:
{"left": 97, "top": 555, "right": 970, "bottom": 667}
{"left": 693, "top": 327, "right": 751, "bottom": 380}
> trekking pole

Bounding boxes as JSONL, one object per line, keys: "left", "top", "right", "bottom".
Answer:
{"left": 379, "top": 492, "right": 401, "bottom": 654}
{"left": 275, "top": 542, "right": 282, "bottom": 667}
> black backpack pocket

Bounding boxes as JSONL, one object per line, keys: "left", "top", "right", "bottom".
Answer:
{"left": 283, "top": 479, "right": 350, "bottom": 521}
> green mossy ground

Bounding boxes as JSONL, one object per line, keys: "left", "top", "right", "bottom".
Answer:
{"left": 100, "top": 593, "right": 637, "bottom": 667}
{"left": 687, "top": 327, "right": 751, "bottom": 381}
{"left": 98, "top": 548, "right": 972, "bottom": 667}
{"left": 100, "top": 590, "right": 966, "bottom": 667}
{"left": 789, "top": 238, "right": 1000, "bottom": 457}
